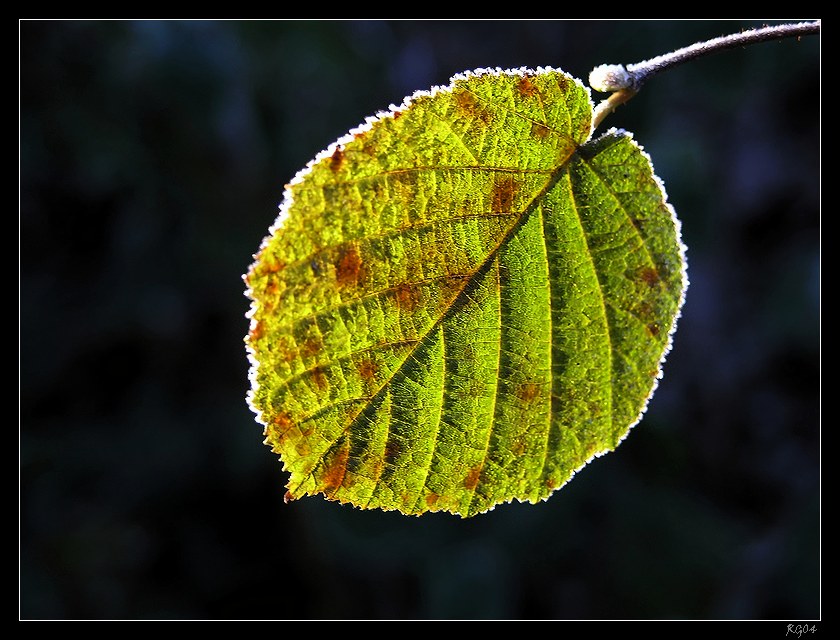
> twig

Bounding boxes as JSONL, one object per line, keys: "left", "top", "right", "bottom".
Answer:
{"left": 589, "top": 21, "right": 821, "bottom": 130}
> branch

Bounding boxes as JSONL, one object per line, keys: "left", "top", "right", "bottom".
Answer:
{"left": 589, "top": 21, "right": 821, "bottom": 130}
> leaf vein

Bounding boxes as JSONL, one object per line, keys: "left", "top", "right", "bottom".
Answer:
{"left": 568, "top": 168, "right": 615, "bottom": 436}
{"left": 465, "top": 257, "right": 502, "bottom": 516}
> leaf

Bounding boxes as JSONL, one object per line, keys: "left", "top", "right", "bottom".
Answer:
{"left": 244, "top": 66, "right": 687, "bottom": 517}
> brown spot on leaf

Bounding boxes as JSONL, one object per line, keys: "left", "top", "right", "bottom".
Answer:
{"left": 491, "top": 174, "right": 519, "bottom": 213}
{"left": 637, "top": 266, "right": 661, "bottom": 287}
{"left": 555, "top": 75, "right": 570, "bottom": 92}
{"left": 384, "top": 438, "right": 403, "bottom": 466}
{"left": 464, "top": 465, "right": 482, "bottom": 491}
{"left": 299, "top": 336, "right": 323, "bottom": 360}
{"left": 394, "top": 282, "right": 421, "bottom": 312}
{"left": 248, "top": 320, "right": 265, "bottom": 342}
{"left": 335, "top": 243, "right": 365, "bottom": 288}
{"left": 310, "top": 366, "right": 329, "bottom": 391}
{"left": 353, "top": 131, "right": 375, "bottom": 155}
{"left": 516, "top": 75, "right": 541, "bottom": 98}
{"left": 329, "top": 146, "right": 344, "bottom": 172}
{"left": 391, "top": 169, "right": 417, "bottom": 188}
{"left": 283, "top": 490, "right": 295, "bottom": 504}
{"left": 267, "top": 411, "right": 295, "bottom": 443}
{"left": 453, "top": 89, "right": 492, "bottom": 124}
{"left": 272, "top": 411, "right": 294, "bottom": 430}
{"left": 517, "top": 380, "right": 542, "bottom": 403}
{"left": 271, "top": 335, "right": 296, "bottom": 363}
{"left": 253, "top": 252, "right": 286, "bottom": 276}
{"left": 320, "top": 439, "right": 350, "bottom": 496}
{"left": 530, "top": 122, "right": 551, "bottom": 139}
{"left": 646, "top": 322, "right": 661, "bottom": 337}
{"left": 357, "top": 358, "right": 379, "bottom": 384}
{"left": 425, "top": 492, "right": 440, "bottom": 507}
{"left": 453, "top": 89, "right": 476, "bottom": 112}
{"left": 263, "top": 279, "right": 279, "bottom": 299}
{"left": 392, "top": 109, "right": 403, "bottom": 120}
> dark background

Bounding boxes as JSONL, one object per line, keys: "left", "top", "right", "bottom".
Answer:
{"left": 20, "top": 20, "right": 820, "bottom": 620}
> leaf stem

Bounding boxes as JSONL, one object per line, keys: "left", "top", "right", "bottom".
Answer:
{"left": 590, "top": 20, "right": 820, "bottom": 130}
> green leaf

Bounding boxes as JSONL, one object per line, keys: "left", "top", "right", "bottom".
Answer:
{"left": 244, "top": 67, "right": 687, "bottom": 517}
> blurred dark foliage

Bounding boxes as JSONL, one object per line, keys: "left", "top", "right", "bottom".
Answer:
{"left": 20, "top": 20, "right": 820, "bottom": 620}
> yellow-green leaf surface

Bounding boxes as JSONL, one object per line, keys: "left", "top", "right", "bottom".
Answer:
{"left": 244, "top": 67, "right": 687, "bottom": 517}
